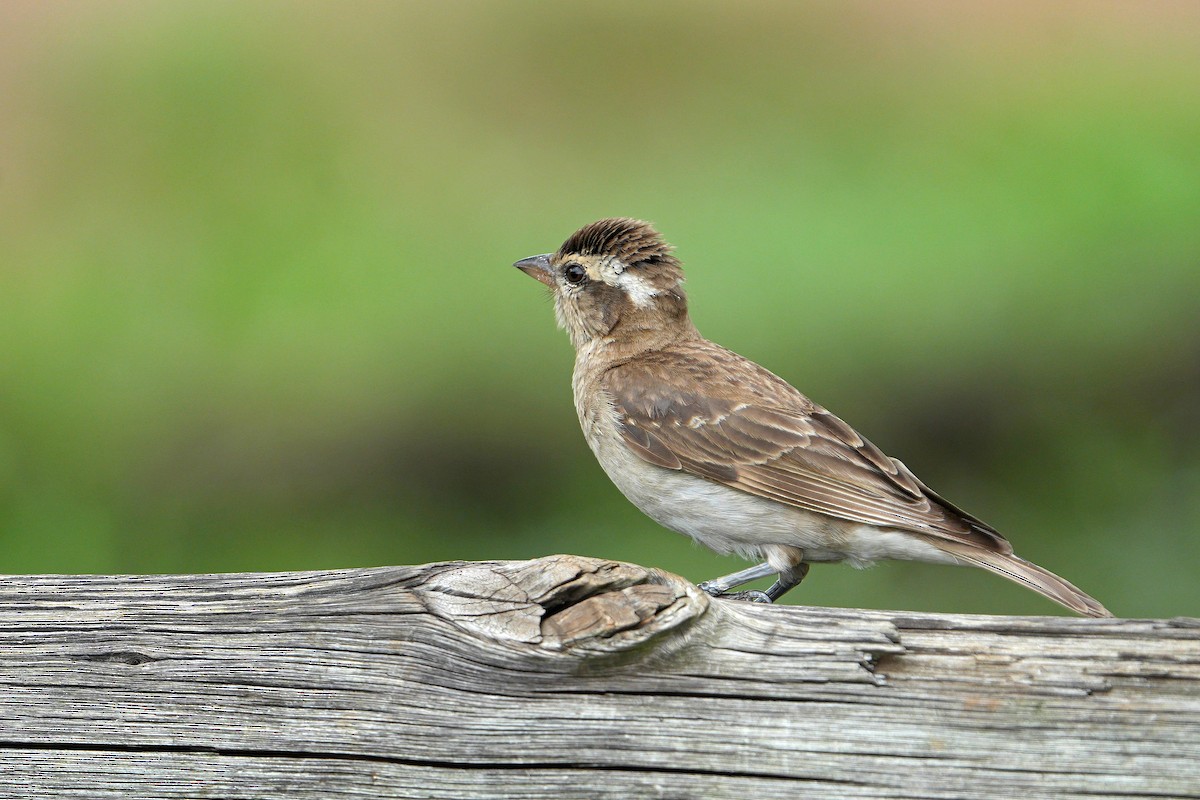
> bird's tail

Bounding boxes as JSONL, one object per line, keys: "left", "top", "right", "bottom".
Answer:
{"left": 933, "top": 541, "right": 1112, "bottom": 618}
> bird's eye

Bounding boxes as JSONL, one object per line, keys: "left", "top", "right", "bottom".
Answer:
{"left": 563, "top": 263, "right": 587, "bottom": 285}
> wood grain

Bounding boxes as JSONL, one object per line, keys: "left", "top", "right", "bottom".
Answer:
{"left": 0, "top": 555, "right": 1196, "bottom": 799}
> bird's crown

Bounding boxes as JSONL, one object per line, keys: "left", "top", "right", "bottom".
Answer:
{"left": 557, "top": 218, "right": 683, "bottom": 287}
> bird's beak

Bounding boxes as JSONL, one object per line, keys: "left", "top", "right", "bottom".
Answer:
{"left": 514, "top": 253, "right": 555, "bottom": 288}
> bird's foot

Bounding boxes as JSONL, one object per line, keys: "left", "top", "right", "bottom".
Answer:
{"left": 726, "top": 590, "right": 773, "bottom": 603}
{"left": 698, "top": 583, "right": 773, "bottom": 604}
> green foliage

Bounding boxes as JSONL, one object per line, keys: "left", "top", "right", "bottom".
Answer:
{"left": 1, "top": 3, "right": 1197, "bottom": 617}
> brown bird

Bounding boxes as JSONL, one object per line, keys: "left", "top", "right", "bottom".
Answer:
{"left": 514, "top": 218, "right": 1111, "bottom": 617}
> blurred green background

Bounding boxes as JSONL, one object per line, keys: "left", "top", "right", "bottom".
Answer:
{"left": 1, "top": 2, "right": 1197, "bottom": 618}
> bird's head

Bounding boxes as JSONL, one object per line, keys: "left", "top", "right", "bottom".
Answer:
{"left": 514, "top": 218, "right": 692, "bottom": 350}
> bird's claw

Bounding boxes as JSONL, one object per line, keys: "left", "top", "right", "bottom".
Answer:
{"left": 726, "top": 590, "right": 773, "bottom": 603}
{"left": 698, "top": 583, "right": 773, "bottom": 604}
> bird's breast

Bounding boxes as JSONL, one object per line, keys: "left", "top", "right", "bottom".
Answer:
{"left": 573, "top": 382, "right": 824, "bottom": 560}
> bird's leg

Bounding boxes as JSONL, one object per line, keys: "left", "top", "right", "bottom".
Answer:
{"left": 765, "top": 562, "right": 810, "bottom": 602}
{"left": 698, "top": 562, "right": 777, "bottom": 603}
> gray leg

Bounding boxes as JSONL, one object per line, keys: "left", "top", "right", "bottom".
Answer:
{"left": 699, "top": 561, "right": 811, "bottom": 604}
{"left": 698, "top": 562, "right": 776, "bottom": 596}
{"left": 765, "top": 562, "right": 811, "bottom": 602}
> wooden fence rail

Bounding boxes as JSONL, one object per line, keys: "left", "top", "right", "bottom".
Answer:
{"left": 1, "top": 555, "right": 1197, "bottom": 799}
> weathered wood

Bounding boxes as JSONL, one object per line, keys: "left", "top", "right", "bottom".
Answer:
{"left": 0, "top": 555, "right": 1196, "bottom": 799}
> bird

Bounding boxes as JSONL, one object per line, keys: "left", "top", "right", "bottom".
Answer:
{"left": 513, "top": 217, "right": 1111, "bottom": 617}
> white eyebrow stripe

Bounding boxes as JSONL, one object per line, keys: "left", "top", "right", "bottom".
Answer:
{"left": 616, "top": 271, "right": 659, "bottom": 308}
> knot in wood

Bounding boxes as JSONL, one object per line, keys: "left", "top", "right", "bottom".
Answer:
{"left": 416, "top": 555, "right": 709, "bottom": 654}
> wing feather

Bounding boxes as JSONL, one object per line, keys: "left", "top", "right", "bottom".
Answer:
{"left": 604, "top": 342, "right": 1009, "bottom": 552}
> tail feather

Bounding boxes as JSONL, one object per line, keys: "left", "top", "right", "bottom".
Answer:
{"left": 933, "top": 541, "right": 1112, "bottom": 618}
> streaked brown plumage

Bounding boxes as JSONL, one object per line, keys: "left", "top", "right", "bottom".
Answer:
{"left": 514, "top": 218, "right": 1111, "bottom": 617}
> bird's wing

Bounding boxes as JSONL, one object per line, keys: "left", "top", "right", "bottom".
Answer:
{"left": 602, "top": 342, "right": 1010, "bottom": 552}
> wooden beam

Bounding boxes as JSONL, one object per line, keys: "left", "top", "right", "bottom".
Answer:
{"left": 1, "top": 555, "right": 1197, "bottom": 799}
